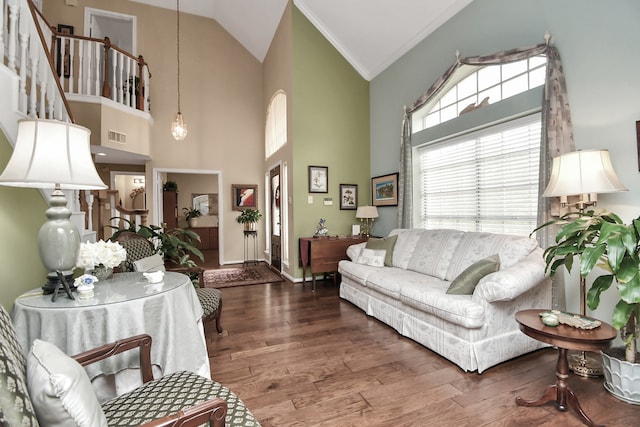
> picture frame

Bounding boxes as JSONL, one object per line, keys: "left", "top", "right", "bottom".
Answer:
{"left": 308, "top": 166, "right": 328, "bottom": 193}
{"left": 371, "top": 172, "right": 399, "bottom": 207}
{"left": 56, "top": 24, "right": 74, "bottom": 78}
{"left": 351, "top": 224, "right": 361, "bottom": 236}
{"left": 339, "top": 184, "right": 358, "bottom": 210}
{"left": 192, "top": 193, "right": 218, "bottom": 216}
{"left": 231, "top": 184, "right": 257, "bottom": 211}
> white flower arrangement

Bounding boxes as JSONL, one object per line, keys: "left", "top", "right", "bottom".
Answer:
{"left": 76, "top": 240, "right": 127, "bottom": 270}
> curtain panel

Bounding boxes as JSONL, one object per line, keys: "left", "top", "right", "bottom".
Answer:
{"left": 399, "top": 40, "right": 574, "bottom": 309}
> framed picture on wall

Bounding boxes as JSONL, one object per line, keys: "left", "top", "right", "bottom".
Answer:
{"left": 339, "top": 184, "right": 357, "bottom": 210}
{"left": 231, "top": 184, "right": 257, "bottom": 211}
{"left": 371, "top": 172, "right": 399, "bottom": 206}
{"left": 192, "top": 193, "right": 218, "bottom": 216}
{"left": 308, "top": 166, "right": 328, "bottom": 193}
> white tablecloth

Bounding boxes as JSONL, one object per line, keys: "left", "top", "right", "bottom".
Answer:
{"left": 11, "top": 272, "right": 210, "bottom": 401}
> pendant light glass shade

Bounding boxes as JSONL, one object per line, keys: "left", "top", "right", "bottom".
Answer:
{"left": 171, "top": 112, "right": 187, "bottom": 141}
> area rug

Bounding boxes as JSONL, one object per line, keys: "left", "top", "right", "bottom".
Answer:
{"left": 203, "top": 264, "right": 283, "bottom": 288}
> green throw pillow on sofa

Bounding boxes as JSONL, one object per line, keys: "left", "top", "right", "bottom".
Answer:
{"left": 366, "top": 235, "right": 398, "bottom": 267}
{"left": 446, "top": 254, "right": 500, "bottom": 295}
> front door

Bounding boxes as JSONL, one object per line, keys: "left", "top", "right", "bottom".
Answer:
{"left": 270, "top": 166, "right": 281, "bottom": 271}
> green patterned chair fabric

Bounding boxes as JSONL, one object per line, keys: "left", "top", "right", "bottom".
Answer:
{"left": 0, "top": 305, "right": 259, "bottom": 427}
{"left": 0, "top": 305, "right": 39, "bottom": 427}
{"left": 113, "top": 231, "right": 223, "bottom": 333}
{"left": 102, "top": 370, "right": 259, "bottom": 427}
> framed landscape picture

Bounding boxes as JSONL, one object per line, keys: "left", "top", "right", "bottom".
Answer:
{"left": 340, "top": 184, "right": 357, "bottom": 210}
{"left": 231, "top": 184, "right": 257, "bottom": 211}
{"left": 372, "top": 172, "right": 399, "bottom": 206}
{"left": 308, "top": 166, "right": 328, "bottom": 193}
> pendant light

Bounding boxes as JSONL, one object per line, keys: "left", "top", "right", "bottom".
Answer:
{"left": 171, "top": 0, "right": 187, "bottom": 141}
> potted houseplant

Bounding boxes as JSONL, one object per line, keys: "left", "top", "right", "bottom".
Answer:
{"left": 236, "top": 208, "right": 262, "bottom": 231}
{"left": 163, "top": 180, "right": 178, "bottom": 192}
{"left": 536, "top": 210, "right": 640, "bottom": 403}
{"left": 182, "top": 207, "right": 202, "bottom": 228}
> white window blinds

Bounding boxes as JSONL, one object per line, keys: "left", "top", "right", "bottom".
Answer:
{"left": 415, "top": 114, "right": 541, "bottom": 236}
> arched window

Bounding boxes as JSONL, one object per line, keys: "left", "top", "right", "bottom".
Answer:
{"left": 265, "top": 91, "right": 287, "bottom": 158}
{"left": 412, "top": 56, "right": 546, "bottom": 133}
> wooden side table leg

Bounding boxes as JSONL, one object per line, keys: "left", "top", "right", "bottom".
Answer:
{"left": 515, "top": 348, "right": 604, "bottom": 427}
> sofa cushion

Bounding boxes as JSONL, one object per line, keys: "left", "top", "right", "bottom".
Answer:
{"left": 446, "top": 254, "right": 500, "bottom": 295}
{"left": 338, "top": 260, "right": 377, "bottom": 286}
{"left": 406, "top": 229, "right": 464, "bottom": 280}
{"left": 367, "top": 268, "right": 447, "bottom": 300}
{"left": 26, "top": 340, "right": 108, "bottom": 427}
{"left": 365, "top": 235, "right": 398, "bottom": 266}
{"left": 445, "top": 232, "right": 537, "bottom": 281}
{"left": 356, "top": 248, "right": 386, "bottom": 267}
{"left": 388, "top": 229, "right": 424, "bottom": 269}
{"left": 400, "top": 283, "right": 485, "bottom": 328}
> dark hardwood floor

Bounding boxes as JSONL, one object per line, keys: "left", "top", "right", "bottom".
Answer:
{"left": 202, "top": 279, "right": 637, "bottom": 426}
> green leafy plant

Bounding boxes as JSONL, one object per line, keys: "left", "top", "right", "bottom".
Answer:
{"left": 110, "top": 219, "right": 203, "bottom": 268}
{"left": 182, "top": 207, "right": 202, "bottom": 220}
{"left": 235, "top": 208, "right": 263, "bottom": 224}
{"left": 163, "top": 181, "right": 178, "bottom": 192}
{"left": 535, "top": 210, "right": 640, "bottom": 363}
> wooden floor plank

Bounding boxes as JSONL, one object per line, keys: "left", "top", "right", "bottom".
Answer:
{"left": 204, "top": 279, "right": 637, "bottom": 427}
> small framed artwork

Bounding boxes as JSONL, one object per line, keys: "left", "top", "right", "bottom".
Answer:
{"left": 308, "top": 166, "right": 328, "bottom": 193}
{"left": 339, "top": 184, "right": 358, "bottom": 210}
{"left": 351, "top": 224, "right": 361, "bottom": 236}
{"left": 231, "top": 184, "right": 257, "bottom": 211}
{"left": 56, "top": 24, "right": 74, "bottom": 78}
{"left": 372, "top": 172, "right": 399, "bottom": 207}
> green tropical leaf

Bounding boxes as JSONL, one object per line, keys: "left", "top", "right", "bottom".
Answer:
{"left": 587, "top": 274, "right": 613, "bottom": 310}
{"left": 612, "top": 300, "right": 633, "bottom": 330}
{"left": 580, "top": 245, "right": 605, "bottom": 277}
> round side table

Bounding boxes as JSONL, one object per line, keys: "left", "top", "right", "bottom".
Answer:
{"left": 514, "top": 309, "right": 617, "bottom": 427}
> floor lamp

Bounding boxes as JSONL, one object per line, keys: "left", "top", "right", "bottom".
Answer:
{"left": 0, "top": 119, "right": 107, "bottom": 300}
{"left": 542, "top": 149, "right": 627, "bottom": 376}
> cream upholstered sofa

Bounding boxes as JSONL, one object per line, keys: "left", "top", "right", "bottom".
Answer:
{"left": 338, "top": 228, "right": 552, "bottom": 373}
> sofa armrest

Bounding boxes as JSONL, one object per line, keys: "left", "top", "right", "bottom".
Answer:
{"left": 140, "top": 398, "right": 227, "bottom": 427}
{"left": 474, "top": 250, "right": 548, "bottom": 303}
{"left": 346, "top": 242, "right": 366, "bottom": 260}
{"left": 72, "top": 334, "right": 154, "bottom": 383}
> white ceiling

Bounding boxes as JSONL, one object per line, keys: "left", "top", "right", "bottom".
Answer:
{"left": 130, "top": 0, "right": 473, "bottom": 81}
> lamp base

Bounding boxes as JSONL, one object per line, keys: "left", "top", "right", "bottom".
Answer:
{"left": 569, "top": 351, "right": 604, "bottom": 378}
{"left": 42, "top": 271, "right": 75, "bottom": 302}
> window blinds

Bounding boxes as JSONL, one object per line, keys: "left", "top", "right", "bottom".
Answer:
{"left": 416, "top": 114, "right": 541, "bottom": 236}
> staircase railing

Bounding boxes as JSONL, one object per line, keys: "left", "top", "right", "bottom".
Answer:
{"left": 2, "top": 0, "right": 72, "bottom": 121}
{"left": 31, "top": 5, "right": 152, "bottom": 113}
{"left": 82, "top": 190, "right": 148, "bottom": 241}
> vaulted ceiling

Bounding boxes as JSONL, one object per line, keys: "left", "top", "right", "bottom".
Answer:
{"left": 130, "top": 0, "right": 473, "bottom": 81}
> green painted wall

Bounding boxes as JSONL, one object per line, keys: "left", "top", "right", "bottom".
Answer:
{"left": 0, "top": 131, "right": 48, "bottom": 311}
{"left": 292, "top": 6, "right": 370, "bottom": 278}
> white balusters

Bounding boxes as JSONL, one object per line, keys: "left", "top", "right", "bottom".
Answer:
{"left": 17, "top": 1, "right": 29, "bottom": 113}
{"left": 85, "top": 192, "right": 94, "bottom": 232}
{"left": 28, "top": 33, "right": 39, "bottom": 117}
{"left": 142, "top": 64, "right": 150, "bottom": 112}
{"left": 7, "top": 0, "right": 18, "bottom": 71}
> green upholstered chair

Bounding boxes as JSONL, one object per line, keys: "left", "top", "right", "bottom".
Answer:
{"left": 113, "top": 231, "right": 223, "bottom": 334}
{"left": 0, "top": 304, "right": 259, "bottom": 427}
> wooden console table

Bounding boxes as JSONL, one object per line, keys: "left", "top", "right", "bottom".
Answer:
{"left": 515, "top": 309, "right": 616, "bottom": 427}
{"left": 299, "top": 235, "right": 367, "bottom": 291}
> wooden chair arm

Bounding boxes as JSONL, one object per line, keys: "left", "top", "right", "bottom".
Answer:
{"left": 71, "top": 334, "right": 154, "bottom": 383}
{"left": 139, "top": 398, "right": 227, "bottom": 427}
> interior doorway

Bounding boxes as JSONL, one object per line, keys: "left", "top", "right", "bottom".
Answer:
{"left": 111, "top": 171, "right": 145, "bottom": 210}
{"left": 84, "top": 8, "right": 136, "bottom": 53}
{"left": 153, "top": 168, "right": 223, "bottom": 267}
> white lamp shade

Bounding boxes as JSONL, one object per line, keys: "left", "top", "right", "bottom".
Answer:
{"left": 356, "top": 205, "right": 379, "bottom": 219}
{"left": 0, "top": 119, "right": 106, "bottom": 190}
{"left": 543, "top": 149, "right": 627, "bottom": 197}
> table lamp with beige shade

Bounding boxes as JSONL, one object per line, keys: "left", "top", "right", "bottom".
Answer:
{"left": 356, "top": 205, "right": 379, "bottom": 237}
{"left": 0, "top": 119, "right": 107, "bottom": 300}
